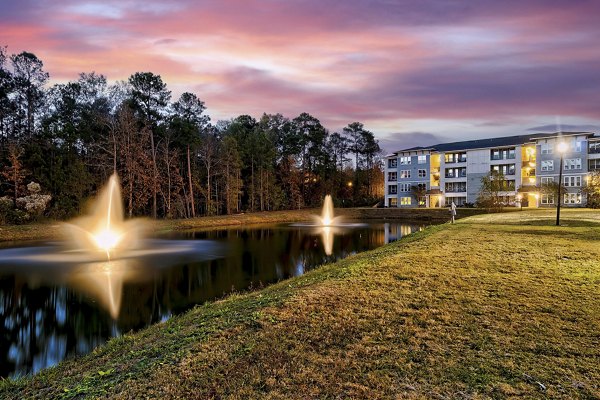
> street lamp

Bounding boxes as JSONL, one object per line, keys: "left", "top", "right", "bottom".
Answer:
{"left": 516, "top": 193, "right": 523, "bottom": 211}
{"left": 556, "top": 141, "right": 568, "bottom": 226}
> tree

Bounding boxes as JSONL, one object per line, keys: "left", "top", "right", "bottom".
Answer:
{"left": 0, "top": 46, "right": 14, "bottom": 143}
{"left": 128, "top": 72, "right": 171, "bottom": 218}
{"left": 170, "top": 92, "right": 210, "bottom": 217}
{"left": 219, "top": 134, "right": 242, "bottom": 214}
{"left": 539, "top": 180, "right": 566, "bottom": 207}
{"left": 476, "top": 171, "right": 509, "bottom": 210}
{"left": 1, "top": 144, "right": 27, "bottom": 203}
{"left": 411, "top": 184, "right": 427, "bottom": 207}
{"left": 583, "top": 171, "right": 600, "bottom": 208}
{"left": 10, "top": 52, "right": 49, "bottom": 139}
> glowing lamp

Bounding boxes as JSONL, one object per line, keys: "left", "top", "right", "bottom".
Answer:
{"left": 557, "top": 142, "right": 568, "bottom": 153}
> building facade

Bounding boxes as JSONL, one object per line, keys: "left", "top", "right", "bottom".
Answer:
{"left": 384, "top": 132, "right": 596, "bottom": 208}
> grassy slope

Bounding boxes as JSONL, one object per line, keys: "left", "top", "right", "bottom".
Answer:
{"left": 1, "top": 209, "right": 599, "bottom": 399}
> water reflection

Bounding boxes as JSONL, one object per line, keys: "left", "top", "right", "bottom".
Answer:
{"left": 0, "top": 221, "right": 422, "bottom": 378}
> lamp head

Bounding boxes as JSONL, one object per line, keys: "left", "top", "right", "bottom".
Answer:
{"left": 557, "top": 142, "right": 568, "bottom": 153}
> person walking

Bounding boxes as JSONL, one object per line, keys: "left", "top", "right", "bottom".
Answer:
{"left": 450, "top": 201, "right": 457, "bottom": 224}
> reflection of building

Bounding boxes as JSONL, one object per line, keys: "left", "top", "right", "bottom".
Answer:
{"left": 384, "top": 131, "right": 597, "bottom": 208}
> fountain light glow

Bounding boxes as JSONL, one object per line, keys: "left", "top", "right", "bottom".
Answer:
{"left": 93, "top": 228, "right": 123, "bottom": 252}
{"left": 63, "top": 174, "right": 147, "bottom": 259}
{"left": 316, "top": 194, "right": 340, "bottom": 227}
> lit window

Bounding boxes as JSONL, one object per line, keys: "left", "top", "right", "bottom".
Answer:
{"left": 400, "top": 170, "right": 411, "bottom": 179}
{"left": 399, "top": 156, "right": 411, "bottom": 165}
{"left": 400, "top": 197, "right": 412, "bottom": 205}
{"left": 418, "top": 155, "right": 427, "bottom": 164}
{"left": 389, "top": 197, "right": 398, "bottom": 207}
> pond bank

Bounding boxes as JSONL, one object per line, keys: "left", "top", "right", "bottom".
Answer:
{"left": 0, "top": 207, "right": 483, "bottom": 243}
{"left": 1, "top": 209, "right": 598, "bottom": 398}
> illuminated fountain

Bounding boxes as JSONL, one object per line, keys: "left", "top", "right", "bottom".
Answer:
{"left": 63, "top": 174, "right": 146, "bottom": 260}
{"left": 293, "top": 195, "right": 366, "bottom": 255}
{"left": 0, "top": 174, "right": 224, "bottom": 318}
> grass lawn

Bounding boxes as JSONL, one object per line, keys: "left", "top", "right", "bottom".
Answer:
{"left": 1, "top": 209, "right": 599, "bottom": 398}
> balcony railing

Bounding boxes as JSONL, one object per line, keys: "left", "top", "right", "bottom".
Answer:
{"left": 445, "top": 172, "right": 467, "bottom": 178}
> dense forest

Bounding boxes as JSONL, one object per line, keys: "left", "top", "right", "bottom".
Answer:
{"left": 0, "top": 47, "right": 384, "bottom": 222}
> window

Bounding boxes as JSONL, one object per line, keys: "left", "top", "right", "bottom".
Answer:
{"left": 564, "top": 176, "right": 582, "bottom": 187}
{"left": 541, "top": 177, "right": 554, "bottom": 185}
{"left": 418, "top": 197, "right": 426, "bottom": 206}
{"left": 491, "top": 164, "right": 516, "bottom": 176}
{"left": 541, "top": 143, "right": 553, "bottom": 155}
{"left": 400, "top": 170, "right": 411, "bottom": 179}
{"left": 400, "top": 197, "right": 412, "bottom": 205}
{"left": 564, "top": 193, "right": 582, "bottom": 204}
{"left": 490, "top": 148, "right": 515, "bottom": 160}
{"left": 445, "top": 152, "right": 467, "bottom": 163}
{"left": 399, "top": 183, "right": 411, "bottom": 192}
{"left": 387, "top": 172, "right": 397, "bottom": 181}
{"left": 388, "top": 185, "right": 398, "bottom": 194}
{"left": 415, "top": 183, "right": 427, "bottom": 191}
{"left": 574, "top": 141, "right": 583, "bottom": 152}
{"left": 541, "top": 160, "right": 554, "bottom": 171}
{"left": 564, "top": 158, "right": 582, "bottom": 170}
{"left": 541, "top": 194, "right": 554, "bottom": 205}
{"left": 445, "top": 197, "right": 466, "bottom": 206}
{"left": 389, "top": 197, "right": 397, "bottom": 207}
{"left": 399, "top": 156, "right": 411, "bottom": 165}
{"left": 418, "top": 155, "right": 427, "bottom": 164}
{"left": 589, "top": 159, "right": 600, "bottom": 170}
{"left": 387, "top": 158, "right": 397, "bottom": 168}
{"left": 589, "top": 142, "right": 600, "bottom": 154}
{"left": 418, "top": 169, "right": 427, "bottom": 178}
{"left": 445, "top": 182, "right": 467, "bottom": 192}
{"left": 445, "top": 167, "right": 466, "bottom": 178}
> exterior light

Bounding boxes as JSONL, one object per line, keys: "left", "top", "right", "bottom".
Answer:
{"left": 557, "top": 142, "right": 568, "bottom": 153}
{"left": 556, "top": 141, "right": 567, "bottom": 226}
{"left": 516, "top": 194, "right": 523, "bottom": 210}
{"left": 347, "top": 181, "right": 353, "bottom": 187}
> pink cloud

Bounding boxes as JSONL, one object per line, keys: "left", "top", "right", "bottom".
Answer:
{"left": 0, "top": 0, "right": 599, "bottom": 143}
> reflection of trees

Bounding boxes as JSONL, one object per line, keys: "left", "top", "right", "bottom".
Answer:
{"left": 0, "top": 277, "right": 114, "bottom": 378}
{"left": 0, "top": 223, "right": 421, "bottom": 377}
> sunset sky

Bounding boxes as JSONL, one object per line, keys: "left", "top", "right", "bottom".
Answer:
{"left": 2, "top": 0, "right": 599, "bottom": 152}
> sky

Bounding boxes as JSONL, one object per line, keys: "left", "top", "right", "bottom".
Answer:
{"left": 1, "top": 0, "right": 600, "bottom": 153}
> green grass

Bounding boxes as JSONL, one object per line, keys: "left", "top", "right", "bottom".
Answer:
{"left": 1, "top": 210, "right": 600, "bottom": 398}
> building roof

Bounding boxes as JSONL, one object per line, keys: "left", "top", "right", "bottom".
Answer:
{"left": 394, "top": 131, "right": 595, "bottom": 154}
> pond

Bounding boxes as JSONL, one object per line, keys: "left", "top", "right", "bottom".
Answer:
{"left": 0, "top": 220, "right": 423, "bottom": 378}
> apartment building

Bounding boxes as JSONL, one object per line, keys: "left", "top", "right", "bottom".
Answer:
{"left": 384, "top": 131, "right": 596, "bottom": 208}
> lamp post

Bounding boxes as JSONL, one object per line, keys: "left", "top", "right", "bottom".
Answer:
{"left": 516, "top": 193, "right": 523, "bottom": 211}
{"left": 556, "top": 142, "right": 568, "bottom": 226}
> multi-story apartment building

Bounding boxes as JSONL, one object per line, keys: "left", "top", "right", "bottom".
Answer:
{"left": 384, "top": 131, "right": 597, "bottom": 208}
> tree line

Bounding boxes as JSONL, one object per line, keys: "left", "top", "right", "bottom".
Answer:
{"left": 0, "top": 47, "right": 383, "bottom": 220}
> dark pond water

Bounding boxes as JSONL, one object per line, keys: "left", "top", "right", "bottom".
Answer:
{"left": 0, "top": 221, "right": 422, "bottom": 378}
